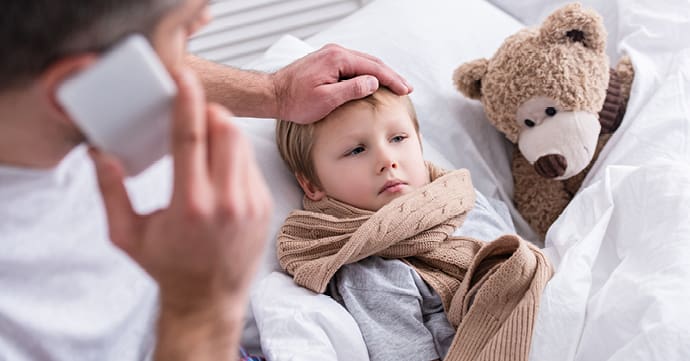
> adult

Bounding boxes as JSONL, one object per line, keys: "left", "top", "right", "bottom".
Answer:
{"left": 0, "top": 0, "right": 411, "bottom": 360}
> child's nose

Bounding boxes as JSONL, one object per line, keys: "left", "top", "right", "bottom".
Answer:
{"left": 377, "top": 155, "right": 398, "bottom": 174}
{"left": 376, "top": 143, "right": 399, "bottom": 173}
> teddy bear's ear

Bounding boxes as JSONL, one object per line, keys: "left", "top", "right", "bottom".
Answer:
{"left": 539, "top": 3, "right": 606, "bottom": 54}
{"left": 453, "top": 58, "right": 488, "bottom": 100}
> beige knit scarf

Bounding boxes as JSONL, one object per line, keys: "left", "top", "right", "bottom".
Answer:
{"left": 277, "top": 163, "right": 552, "bottom": 361}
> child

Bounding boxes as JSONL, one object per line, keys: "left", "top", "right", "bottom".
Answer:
{"left": 275, "top": 88, "right": 548, "bottom": 361}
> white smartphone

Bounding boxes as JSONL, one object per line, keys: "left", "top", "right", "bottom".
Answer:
{"left": 57, "top": 34, "right": 177, "bottom": 176}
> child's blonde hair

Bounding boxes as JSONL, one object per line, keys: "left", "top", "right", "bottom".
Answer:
{"left": 275, "top": 87, "right": 420, "bottom": 188}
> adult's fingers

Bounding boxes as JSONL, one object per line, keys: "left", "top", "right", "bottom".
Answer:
{"left": 244, "top": 147, "right": 273, "bottom": 222}
{"left": 206, "top": 103, "right": 245, "bottom": 203}
{"left": 321, "top": 44, "right": 412, "bottom": 95}
{"left": 170, "top": 67, "right": 208, "bottom": 201}
{"left": 88, "top": 147, "right": 140, "bottom": 258}
{"left": 236, "top": 154, "right": 272, "bottom": 268}
{"left": 317, "top": 75, "right": 380, "bottom": 112}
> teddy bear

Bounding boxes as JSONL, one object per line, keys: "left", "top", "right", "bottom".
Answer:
{"left": 453, "top": 2, "right": 634, "bottom": 239}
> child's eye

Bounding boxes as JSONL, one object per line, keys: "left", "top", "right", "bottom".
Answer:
{"left": 391, "top": 135, "right": 407, "bottom": 143}
{"left": 347, "top": 146, "right": 365, "bottom": 156}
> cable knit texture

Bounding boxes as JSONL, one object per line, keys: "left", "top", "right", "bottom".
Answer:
{"left": 277, "top": 163, "right": 553, "bottom": 360}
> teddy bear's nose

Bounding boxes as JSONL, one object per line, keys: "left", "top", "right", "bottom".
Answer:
{"left": 535, "top": 154, "right": 567, "bottom": 178}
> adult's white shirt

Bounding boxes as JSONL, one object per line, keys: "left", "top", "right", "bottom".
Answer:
{"left": 0, "top": 145, "right": 164, "bottom": 360}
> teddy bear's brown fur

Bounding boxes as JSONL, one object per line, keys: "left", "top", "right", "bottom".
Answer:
{"left": 453, "top": 3, "right": 634, "bottom": 239}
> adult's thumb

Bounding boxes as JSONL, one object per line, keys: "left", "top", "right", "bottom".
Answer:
{"left": 88, "top": 147, "right": 140, "bottom": 258}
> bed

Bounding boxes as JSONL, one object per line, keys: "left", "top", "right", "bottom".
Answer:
{"left": 136, "top": 0, "right": 690, "bottom": 359}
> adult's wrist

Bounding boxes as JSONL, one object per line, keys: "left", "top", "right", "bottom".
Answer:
{"left": 255, "top": 70, "right": 280, "bottom": 119}
{"left": 154, "top": 293, "right": 247, "bottom": 361}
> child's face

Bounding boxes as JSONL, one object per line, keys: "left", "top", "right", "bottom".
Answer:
{"left": 299, "top": 97, "right": 429, "bottom": 211}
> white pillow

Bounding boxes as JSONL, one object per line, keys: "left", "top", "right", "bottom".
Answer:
{"left": 231, "top": 0, "right": 531, "bottom": 354}
{"left": 235, "top": 34, "right": 458, "bottom": 274}
{"left": 305, "top": 0, "right": 535, "bottom": 239}
{"left": 235, "top": 36, "right": 455, "bottom": 352}
{"left": 251, "top": 272, "right": 370, "bottom": 361}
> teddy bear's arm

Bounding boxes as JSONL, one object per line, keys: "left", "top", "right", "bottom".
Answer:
{"left": 512, "top": 147, "right": 572, "bottom": 239}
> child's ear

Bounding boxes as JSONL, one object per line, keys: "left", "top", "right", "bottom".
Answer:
{"left": 296, "top": 173, "right": 326, "bottom": 201}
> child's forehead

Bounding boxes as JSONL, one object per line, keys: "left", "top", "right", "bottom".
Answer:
{"left": 326, "top": 96, "right": 408, "bottom": 123}
{"left": 317, "top": 104, "right": 410, "bottom": 137}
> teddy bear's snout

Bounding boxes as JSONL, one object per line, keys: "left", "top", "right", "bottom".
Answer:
{"left": 535, "top": 154, "right": 567, "bottom": 178}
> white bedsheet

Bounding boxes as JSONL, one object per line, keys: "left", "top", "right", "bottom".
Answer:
{"left": 229, "top": 0, "right": 690, "bottom": 359}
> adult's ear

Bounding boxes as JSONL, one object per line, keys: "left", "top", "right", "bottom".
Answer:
{"left": 539, "top": 2, "right": 607, "bottom": 54}
{"left": 295, "top": 173, "right": 326, "bottom": 201}
{"left": 453, "top": 58, "right": 488, "bottom": 100}
{"left": 36, "top": 54, "right": 98, "bottom": 120}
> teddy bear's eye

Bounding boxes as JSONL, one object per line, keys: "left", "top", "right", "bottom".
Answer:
{"left": 524, "top": 119, "right": 536, "bottom": 127}
{"left": 545, "top": 107, "right": 557, "bottom": 116}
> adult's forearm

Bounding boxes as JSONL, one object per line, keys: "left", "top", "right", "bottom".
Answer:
{"left": 185, "top": 54, "right": 278, "bottom": 119}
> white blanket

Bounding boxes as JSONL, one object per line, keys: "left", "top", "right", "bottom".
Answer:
{"left": 533, "top": 164, "right": 690, "bottom": 361}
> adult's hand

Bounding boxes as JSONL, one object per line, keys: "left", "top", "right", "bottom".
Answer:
{"left": 89, "top": 66, "right": 272, "bottom": 361}
{"left": 271, "top": 43, "right": 413, "bottom": 124}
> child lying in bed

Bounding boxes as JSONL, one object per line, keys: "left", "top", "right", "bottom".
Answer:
{"left": 274, "top": 87, "right": 550, "bottom": 361}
